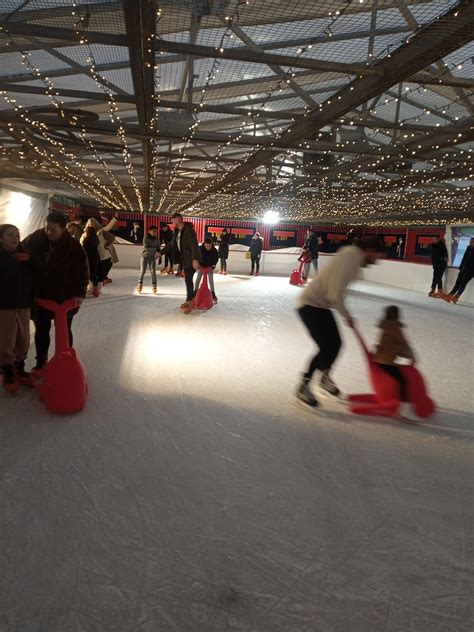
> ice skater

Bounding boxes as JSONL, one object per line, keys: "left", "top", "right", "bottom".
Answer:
{"left": 137, "top": 225, "right": 160, "bottom": 294}
{"left": 170, "top": 213, "right": 201, "bottom": 313}
{"left": 0, "top": 224, "right": 34, "bottom": 394}
{"left": 22, "top": 211, "right": 88, "bottom": 376}
{"left": 429, "top": 235, "right": 448, "bottom": 297}
{"left": 195, "top": 238, "right": 219, "bottom": 303}
{"left": 373, "top": 305, "right": 415, "bottom": 401}
{"left": 160, "top": 223, "right": 173, "bottom": 274}
{"left": 80, "top": 225, "right": 101, "bottom": 297}
{"left": 304, "top": 228, "right": 319, "bottom": 273}
{"left": 249, "top": 232, "right": 263, "bottom": 275}
{"left": 218, "top": 228, "right": 230, "bottom": 275}
{"left": 444, "top": 237, "right": 474, "bottom": 304}
{"left": 296, "top": 236, "right": 385, "bottom": 408}
{"left": 298, "top": 246, "right": 312, "bottom": 282}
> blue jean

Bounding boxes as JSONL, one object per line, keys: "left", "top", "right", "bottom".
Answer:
{"left": 195, "top": 269, "right": 215, "bottom": 293}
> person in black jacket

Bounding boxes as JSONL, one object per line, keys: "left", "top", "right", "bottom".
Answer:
{"left": 137, "top": 225, "right": 160, "bottom": 294}
{"left": 160, "top": 223, "right": 174, "bottom": 274}
{"left": 304, "top": 229, "right": 319, "bottom": 273}
{"left": 194, "top": 238, "right": 219, "bottom": 303}
{"left": 80, "top": 225, "right": 101, "bottom": 298}
{"left": 429, "top": 235, "right": 448, "bottom": 297}
{"left": 0, "top": 224, "right": 34, "bottom": 393}
{"left": 249, "top": 232, "right": 263, "bottom": 275}
{"left": 445, "top": 238, "right": 474, "bottom": 304}
{"left": 170, "top": 213, "right": 201, "bottom": 310}
{"left": 22, "top": 211, "right": 89, "bottom": 374}
{"left": 218, "top": 228, "right": 230, "bottom": 275}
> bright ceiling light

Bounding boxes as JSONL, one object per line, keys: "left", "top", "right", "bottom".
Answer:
{"left": 262, "top": 210, "right": 280, "bottom": 224}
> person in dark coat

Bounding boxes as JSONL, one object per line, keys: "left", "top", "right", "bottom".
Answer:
{"left": 445, "top": 237, "right": 474, "bottom": 304}
{"left": 194, "top": 238, "right": 219, "bottom": 303}
{"left": 249, "top": 232, "right": 263, "bottom": 275}
{"left": 22, "top": 211, "right": 89, "bottom": 373}
{"left": 304, "top": 229, "right": 319, "bottom": 273}
{"left": 429, "top": 235, "right": 448, "bottom": 297}
{"left": 137, "top": 225, "right": 160, "bottom": 293}
{"left": 0, "top": 224, "right": 34, "bottom": 393}
{"left": 218, "top": 228, "right": 230, "bottom": 275}
{"left": 160, "top": 223, "right": 174, "bottom": 274}
{"left": 170, "top": 213, "right": 201, "bottom": 310}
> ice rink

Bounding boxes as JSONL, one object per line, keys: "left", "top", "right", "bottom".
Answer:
{"left": 1, "top": 269, "right": 473, "bottom": 632}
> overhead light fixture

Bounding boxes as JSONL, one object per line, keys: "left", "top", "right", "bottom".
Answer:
{"left": 262, "top": 210, "right": 280, "bottom": 224}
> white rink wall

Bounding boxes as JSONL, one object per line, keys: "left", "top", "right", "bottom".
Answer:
{"left": 115, "top": 244, "right": 474, "bottom": 306}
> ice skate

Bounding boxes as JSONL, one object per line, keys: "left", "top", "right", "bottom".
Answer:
{"left": 30, "top": 357, "right": 47, "bottom": 380}
{"left": 212, "top": 292, "right": 218, "bottom": 304}
{"left": 428, "top": 290, "right": 435, "bottom": 297}
{"left": 14, "top": 361, "right": 36, "bottom": 387}
{"left": 92, "top": 286, "right": 100, "bottom": 298}
{"left": 137, "top": 282, "right": 143, "bottom": 294}
{"left": 296, "top": 378, "right": 319, "bottom": 408}
{"left": 433, "top": 290, "right": 444, "bottom": 299}
{"left": 180, "top": 300, "right": 191, "bottom": 309}
{"left": 168, "top": 269, "right": 174, "bottom": 275}
{"left": 160, "top": 268, "right": 167, "bottom": 275}
{"left": 152, "top": 284, "right": 157, "bottom": 294}
{"left": 182, "top": 299, "right": 195, "bottom": 314}
{"left": 2, "top": 366, "right": 19, "bottom": 395}
{"left": 320, "top": 370, "right": 341, "bottom": 397}
{"left": 451, "top": 295, "right": 459, "bottom": 304}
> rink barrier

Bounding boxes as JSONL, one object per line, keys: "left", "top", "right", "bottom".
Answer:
{"left": 114, "top": 244, "right": 474, "bottom": 307}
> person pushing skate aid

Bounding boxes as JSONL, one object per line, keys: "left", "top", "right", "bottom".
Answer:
{"left": 296, "top": 237, "right": 385, "bottom": 408}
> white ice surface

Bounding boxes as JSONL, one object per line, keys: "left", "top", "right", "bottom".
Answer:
{"left": 1, "top": 270, "right": 473, "bottom": 632}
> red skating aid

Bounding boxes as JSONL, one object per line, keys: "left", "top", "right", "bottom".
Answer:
{"left": 348, "top": 327, "right": 436, "bottom": 419}
{"left": 289, "top": 261, "right": 305, "bottom": 286}
{"left": 194, "top": 267, "right": 214, "bottom": 310}
{"left": 36, "top": 298, "right": 88, "bottom": 414}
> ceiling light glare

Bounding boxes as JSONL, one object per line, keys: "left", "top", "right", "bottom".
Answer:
{"left": 262, "top": 210, "right": 280, "bottom": 224}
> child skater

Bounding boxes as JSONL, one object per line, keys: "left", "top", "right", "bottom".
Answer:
{"left": 137, "top": 225, "right": 160, "bottom": 294}
{"left": 80, "top": 225, "right": 101, "bottom": 297}
{"left": 373, "top": 305, "right": 415, "bottom": 401}
{"left": 195, "top": 238, "right": 219, "bottom": 303}
{"left": 298, "top": 246, "right": 313, "bottom": 282}
{"left": 0, "top": 224, "right": 34, "bottom": 394}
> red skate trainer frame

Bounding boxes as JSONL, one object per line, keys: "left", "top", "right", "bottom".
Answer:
{"left": 36, "top": 298, "right": 88, "bottom": 414}
{"left": 348, "top": 327, "right": 436, "bottom": 419}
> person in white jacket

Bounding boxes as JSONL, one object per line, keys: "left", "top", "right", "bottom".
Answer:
{"left": 297, "top": 236, "right": 385, "bottom": 408}
{"left": 85, "top": 216, "right": 118, "bottom": 286}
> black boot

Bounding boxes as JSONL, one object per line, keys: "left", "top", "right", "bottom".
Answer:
{"left": 296, "top": 376, "right": 319, "bottom": 408}
{"left": 212, "top": 292, "right": 218, "bottom": 303}
{"left": 320, "top": 370, "right": 341, "bottom": 397}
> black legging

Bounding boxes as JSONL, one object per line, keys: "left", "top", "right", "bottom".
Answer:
{"left": 376, "top": 363, "right": 407, "bottom": 401}
{"left": 220, "top": 257, "right": 227, "bottom": 272}
{"left": 251, "top": 254, "right": 261, "bottom": 273}
{"left": 34, "top": 307, "right": 74, "bottom": 363}
{"left": 450, "top": 270, "right": 473, "bottom": 297}
{"left": 165, "top": 252, "right": 173, "bottom": 268}
{"left": 99, "top": 258, "right": 113, "bottom": 282}
{"left": 431, "top": 263, "right": 446, "bottom": 291}
{"left": 298, "top": 305, "right": 342, "bottom": 378}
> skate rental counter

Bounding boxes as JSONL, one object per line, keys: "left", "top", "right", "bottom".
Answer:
{"left": 114, "top": 244, "right": 474, "bottom": 307}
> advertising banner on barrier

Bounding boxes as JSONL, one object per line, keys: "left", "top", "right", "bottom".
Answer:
{"left": 414, "top": 234, "right": 437, "bottom": 257}
{"left": 450, "top": 225, "right": 474, "bottom": 267}
{"left": 205, "top": 224, "right": 255, "bottom": 247}
{"left": 381, "top": 234, "right": 405, "bottom": 259}
{"left": 318, "top": 231, "right": 347, "bottom": 253}
{"left": 269, "top": 228, "right": 297, "bottom": 249}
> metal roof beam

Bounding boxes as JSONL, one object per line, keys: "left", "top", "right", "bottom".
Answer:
{"left": 155, "top": 38, "right": 382, "bottom": 76}
{"left": 0, "top": 20, "right": 127, "bottom": 46}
